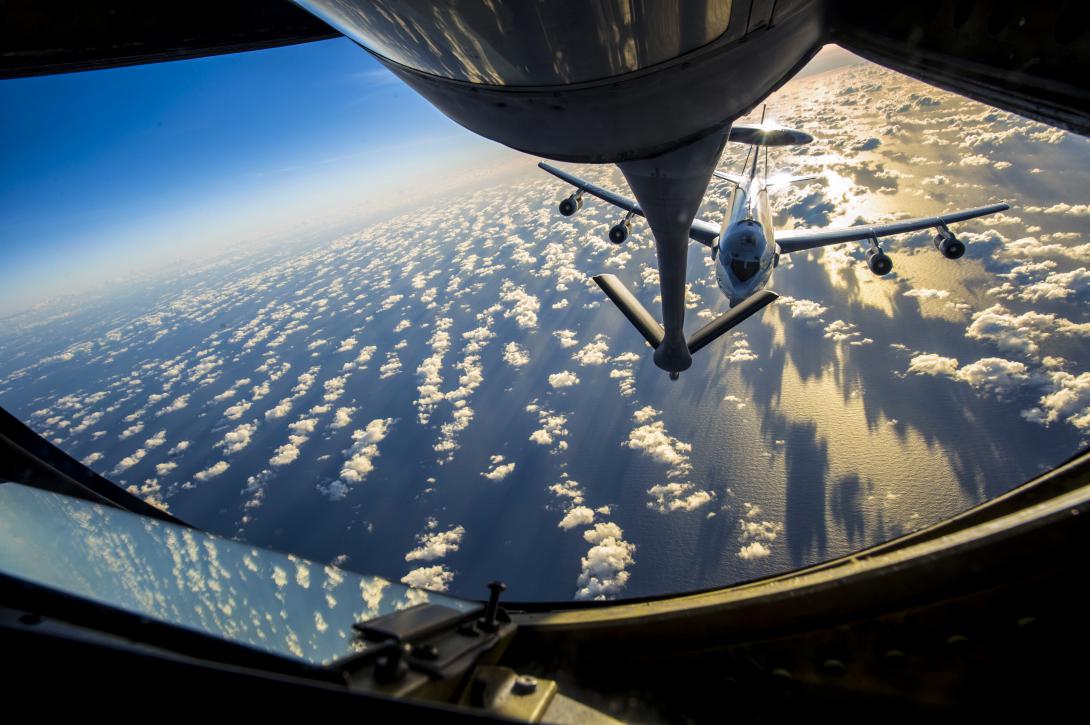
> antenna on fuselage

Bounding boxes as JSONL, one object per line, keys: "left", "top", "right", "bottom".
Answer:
{"left": 761, "top": 104, "right": 769, "bottom": 181}
{"left": 739, "top": 146, "right": 751, "bottom": 171}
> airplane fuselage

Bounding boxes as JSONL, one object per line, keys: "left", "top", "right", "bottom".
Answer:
{"left": 714, "top": 174, "right": 777, "bottom": 306}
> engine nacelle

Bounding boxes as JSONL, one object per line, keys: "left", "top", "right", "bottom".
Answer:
{"left": 608, "top": 221, "right": 630, "bottom": 244}
{"left": 933, "top": 227, "right": 966, "bottom": 259}
{"left": 558, "top": 193, "right": 583, "bottom": 216}
{"left": 866, "top": 246, "right": 893, "bottom": 276}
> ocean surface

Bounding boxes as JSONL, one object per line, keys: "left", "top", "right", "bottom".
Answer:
{"left": 3, "top": 61, "right": 1088, "bottom": 602}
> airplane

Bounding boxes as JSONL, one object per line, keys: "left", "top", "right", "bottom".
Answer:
{"left": 540, "top": 114, "right": 1009, "bottom": 379}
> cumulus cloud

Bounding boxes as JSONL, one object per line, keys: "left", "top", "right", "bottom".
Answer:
{"left": 112, "top": 448, "right": 147, "bottom": 474}
{"left": 558, "top": 505, "right": 596, "bottom": 529}
{"left": 780, "top": 296, "right": 828, "bottom": 319}
{"left": 737, "top": 518, "right": 784, "bottom": 560}
{"left": 379, "top": 353, "right": 402, "bottom": 379}
{"left": 343, "top": 345, "right": 378, "bottom": 372}
{"left": 608, "top": 351, "right": 641, "bottom": 397}
{"left": 1024, "top": 203, "right": 1090, "bottom": 216}
{"left": 223, "top": 400, "right": 252, "bottom": 420}
{"left": 908, "top": 353, "right": 960, "bottom": 377}
{"left": 401, "top": 565, "right": 454, "bottom": 592}
{"left": 195, "top": 460, "right": 230, "bottom": 481}
{"left": 502, "top": 341, "right": 530, "bottom": 367}
{"left": 549, "top": 477, "right": 585, "bottom": 506}
{"left": 725, "top": 335, "right": 761, "bottom": 360}
{"left": 265, "top": 399, "right": 293, "bottom": 420}
{"left": 405, "top": 521, "right": 466, "bottom": 562}
{"left": 1023, "top": 371, "right": 1090, "bottom": 430}
{"left": 1002, "top": 236, "right": 1090, "bottom": 263}
{"left": 993, "top": 267, "right": 1090, "bottom": 303}
{"left": 157, "top": 394, "right": 190, "bottom": 415}
{"left": 966, "top": 305, "right": 1090, "bottom": 355}
{"left": 548, "top": 370, "right": 580, "bottom": 388}
{"left": 904, "top": 287, "right": 950, "bottom": 299}
{"left": 625, "top": 408, "right": 692, "bottom": 478}
{"left": 955, "top": 358, "right": 1030, "bottom": 394}
{"left": 572, "top": 335, "right": 611, "bottom": 365}
{"left": 553, "top": 329, "right": 578, "bottom": 348}
{"left": 481, "top": 454, "right": 516, "bottom": 481}
{"left": 329, "top": 418, "right": 394, "bottom": 492}
{"left": 289, "top": 417, "right": 317, "bottom": 435}
{"left": 220, "top": 422, "right": 256, "bottom": 454}
{"left": 270, "top": 443, "right": 300, "bottom": 466}
{"left": 647, "top": 482, "right": 715, "bottom": 513}
{"left": 322, "top": 376, "right": 348, "bottom": 402}
{"left": 823, "top": 319, "right": 872, "bottom": 345}
{"left": 908, "top": 352, "right": 1031, "bottom": 395}
{"left": 500, "top": 281, "right": 540, "bottom": 329}
{"left": 330, "top": 406, "right": 355, "bottom": 429}
{"left": 415, "top": 318, "right": 453, "bottom": 424}
{"left": 528, "top": 403, "right": 569, "bottom": 452}
{"left": 738, "top": 542, "right": 772, "bottom": 560}
{"left": 575, "top": 522, "right": 636, "bottom": 601}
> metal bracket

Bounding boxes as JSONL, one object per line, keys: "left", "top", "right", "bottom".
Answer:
{"left": 340, "top": 581, "right": 515, "bottom": 698}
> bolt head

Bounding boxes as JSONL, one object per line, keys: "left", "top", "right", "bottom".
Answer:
{"left": 512, "top": 674, "right": 538, "bottom": 695}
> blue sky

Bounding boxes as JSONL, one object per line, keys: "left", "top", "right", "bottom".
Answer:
{"left": 0, "top": 41, "right": 858, "bottom": 315}
{"left": 0, "top": 38, "right": 516, "bottom": 312}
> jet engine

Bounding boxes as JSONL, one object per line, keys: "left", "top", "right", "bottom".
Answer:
{"left": 866, "top": 246, "right": 893, "bottom": 276}
{"left": 609, "top": 221, "right": 631, "bottom": 244}
{"left": 933, "top": 227, "right": 966, "bottom": 259}
{"left": 558, "top": 193, "right": 583, "bottom": 217}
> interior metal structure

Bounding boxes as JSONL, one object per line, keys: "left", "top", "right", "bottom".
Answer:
{"left": 3, "top": 0, "right": 1089, "bottom": 719}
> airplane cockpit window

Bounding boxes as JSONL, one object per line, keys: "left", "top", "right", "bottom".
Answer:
{"left": 2, "top": 41, "right": 1088, "bottom": 608}
{"left": 0, "top": 482, "right": 477, "bottom": 666}
{"left": 730, "top": 257, "right": 760, "bottom": 281}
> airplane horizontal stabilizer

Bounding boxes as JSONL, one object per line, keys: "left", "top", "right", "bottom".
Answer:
{"left": 687, "top": 290, "right": 778, "bottom": 355}
{"left": 728, "top": 124, "right": 814, "bottom": 147}
{"left": 713, "top": 170, "right": 747, "bottom": 186}
{"left": 767, "top": 174, "right": 818, "bottom": 189}
{"left": 593, "top": 274, "right": 664, "bottom": 350}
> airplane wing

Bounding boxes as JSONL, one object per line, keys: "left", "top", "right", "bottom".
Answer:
{"left": 775, "top": 203, "right": 1010, "bottom": 254}
{"left": 714, "top": 171, "right": 816, "bottom": 189}
{"left": 539, "top": 162, "right": 720, "bottom": 247}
